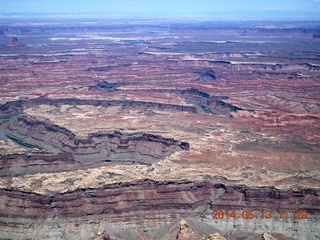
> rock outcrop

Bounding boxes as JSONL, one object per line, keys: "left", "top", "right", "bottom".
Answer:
{"left": 0, "top": 180, "right": 318, "bottom": 239}
{"left": 2, "top": 115, "right": 188, "bottom": 161}
{"left": 7, "top": 37, "right": 20, "bottom": 46}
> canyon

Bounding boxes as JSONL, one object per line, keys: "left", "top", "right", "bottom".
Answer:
{"left": 0, "top": 19, "right": 319, "bottom": 239}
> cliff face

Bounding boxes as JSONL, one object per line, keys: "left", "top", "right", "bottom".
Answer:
{"left": 0, "top": 180, "right": 318, "bottom": 239}
{"left": 0, "top": 98, "right": 190, "bottom": 170}
{"left": 0, "top": 153, "right": 78, "bottom": 177}
{"left": 2, "top": 115, "right": 188, "bottom": 166}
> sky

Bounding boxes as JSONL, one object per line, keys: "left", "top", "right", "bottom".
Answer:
{"left": 1, "top": 0, "right": 320, "bottom": 19}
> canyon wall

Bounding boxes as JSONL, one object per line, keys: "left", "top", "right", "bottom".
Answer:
{"left": 0, "top": 180, "right": 319, "bottom": 239}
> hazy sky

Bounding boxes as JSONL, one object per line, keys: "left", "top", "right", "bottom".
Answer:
{"left": 1, "top": 0, "right": 320, "bottom": 19}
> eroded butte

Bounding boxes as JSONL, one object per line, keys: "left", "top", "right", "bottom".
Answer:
{"left": 0, "top": 19, "right": 319, "bottom": 240}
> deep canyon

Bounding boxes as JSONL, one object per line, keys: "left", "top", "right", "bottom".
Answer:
{"left": 0, "top": 18, "right": 319, "bottom": 240}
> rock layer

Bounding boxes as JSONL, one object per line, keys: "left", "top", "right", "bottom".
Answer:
{"left": 0, "top": 19, "right": 319, "bottom": 240}
{"left": 0, "top": 179, "right": 318, "bottom": 239}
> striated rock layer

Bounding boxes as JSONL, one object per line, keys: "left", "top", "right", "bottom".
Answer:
{"left": 0, "top": 19, "right": 319, "bottom": 239}
{"left": 0, "top": 179, "right": 319, "bottom": 239}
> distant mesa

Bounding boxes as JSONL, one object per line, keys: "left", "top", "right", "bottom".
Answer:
{"left": 313, "top": 33, "right": 320, "bottom": 38}
{"left": 7, "top": 37, "right": 20, "bottom": 47}
{"left": 90, "top": 81, "right": 121, "bottom": 92}
{"left": 198, "top": 70, "right": 216, "bottom": 82}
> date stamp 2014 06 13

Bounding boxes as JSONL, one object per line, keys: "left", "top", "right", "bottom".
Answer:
{"left": 212, "top": 209, "right": 309, "bottom": 220}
